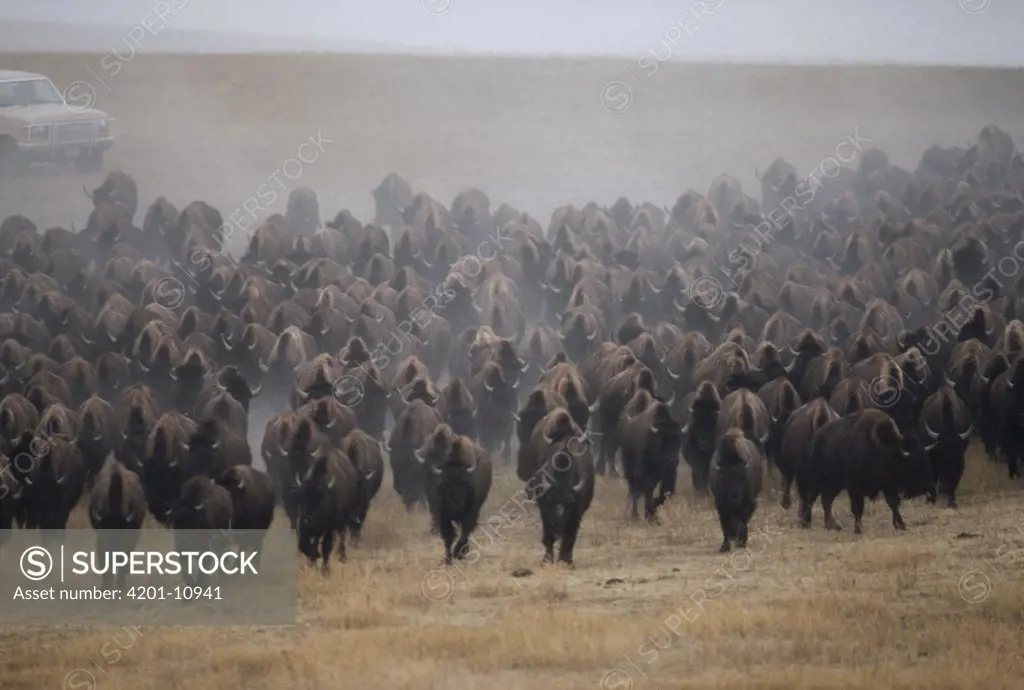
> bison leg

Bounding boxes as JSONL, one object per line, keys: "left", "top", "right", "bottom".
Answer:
{"left": 335, "top": 528, "right": 348, "bottom": 564}
{"left": 453, "top": 517, "right": 477, "bottom": 560}
{"left": 716, "top": 509, "right": 733, "bottom": 552}
{"left": 821, "top": 490, "right": 841, "bottom": 531}
{"left": 780, "top": 475, "right": 793, "bottom": 510}
{"left": 1007, "top": 446, "right": 1021, "bottom": 479}
{"left": 628, "top": 491, "right": 641, "bottom": 521}
{"left": 540, "top": 507, "right": 556, "bottom": 564}
{"left": 596, "top": 443, "right": 611, "bottom": 476}
{"left": 850, "top": 493, "right": 865, "bottom": 534}
{"left": 734, "top": 517, "right": 749, "bottom": 548}
{"left": 797, "top": 484, "right": 817, "bottom": 528}
{"left": 940, "top": 452, "right": 964, "bottom": 509}
{"left": 298, "top": 527, "right": 319, "bottom": 566}
{"left": 320, "top": 532, "right": 334, "bottom": 573}
{"left": 643, "top": 488, "right": 661, "bottom": 525}
{"left": 884, "top": 491, "right": 906, "bottom": 531}
{"left": 439, "top": 520, "right": 457, "bottom": 565}
{"left": 558, "top": 508, "right": 581, "bottom": 569}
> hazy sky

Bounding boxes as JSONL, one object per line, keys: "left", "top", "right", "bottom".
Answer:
{"left": 2, "top": 0, "right": 1023, "bottom": 65}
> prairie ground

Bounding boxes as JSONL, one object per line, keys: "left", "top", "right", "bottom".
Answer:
{"left": 0, "top": 53, "right": 1023, "bottom": 689}
{"left": 0, "top": 443, "right": 1022, "bottom": 690}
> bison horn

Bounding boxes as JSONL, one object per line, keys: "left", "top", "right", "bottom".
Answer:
{"left": 466, "top": 454, "right": 478, "bottom": 475}
{"left": 649, "top": 283, "right": 661, "bottom": 295}
{"left": 586, "top": 330, "right": 597, "bottom": 341}
{"left": 294, "top": 472, "right": 302, "bottom": 487}
{"left": 382, "top": 438, "right": 391, "bottom": 453}
{"left": 512, "top": 412, "right": 521, "bottom": 423}
{"left": 415, "top": 450, "right": 427, "bottom": 464}
{"left": 138, "top": 362, "right": 150, "bottom": 374}
{"left": 511, "top": 376, "right": 520, "bottom": 390}
{"left": 666, "top": 366, "right": 680, "bottom": 380}
{"left": 571, "top": 471, "right": 587, "bottom": 494}
{"left": 759, "top": 431, "right": 769, "bottom": 446}
{"left": 326, "top": 476, "right": 336, "bottom": 489}
{"left": 430, "top": 463, "right": 443, "bottom": 476}
{"left": 649, "top": 425, "right": 659, "bottom": 434}
{"left": 1007, "top": 379, "right": 1014, "bottom": 389}
{"left": 220, "top": 334, "right": 232, "bottom": 350}
{"left": 120, "top": 430, "right": 129, "bottom": 440}
{"left": 517, "top": 357, "right": 529, "bottom": 370}
{"left": 680, "top": 421, "right": 689, "bottom": 435}
{"left": 959, "top": 426, "right": 972, "bottom": 440}
{"left": 24, "top": 476, "right": 33, "bottom": 486}
{"left": 944, "top": 373, "right": 956, "bottom": 388}
{"left": 363, "top": 469, "right": 377, "bottom": 482}
{"left": 258, "top": 359, "right": 270, "bottom": 373}
{"left": 81, "top": 334, "right": 94, "bottom": 345}
{"left": 56, "top": 474, "right": 66, "bottom": 485}
{"left": 485, "top": 381, "right": 495, "bottom": 393}
{"left": 923, "top": 422, "right": 939, "bottom": 441}
{"left": 169, "top": 368, "right": 178, "bottom": 382}
{"left": 92, "top": 433, "right": 102, "bottom": 442}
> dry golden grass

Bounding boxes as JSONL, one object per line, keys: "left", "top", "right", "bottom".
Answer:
{"left": 2, "top": 443, "right": 1022, "bottom": 690}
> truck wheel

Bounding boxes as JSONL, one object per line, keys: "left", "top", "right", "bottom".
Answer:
{"left": 74, "top": 149, "right": 104, "bottom": 174}
{"left": 0, "top": 138, "right": 26, "bottom": 178}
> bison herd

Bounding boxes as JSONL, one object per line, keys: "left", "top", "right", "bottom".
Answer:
{"left": 1, "top": 123, "right": 1022, "bottom": 574}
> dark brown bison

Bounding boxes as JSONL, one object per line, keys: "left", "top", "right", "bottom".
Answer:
{"left": 215, "top": 465, "right": 277, "bottom": 566}
{"left": 799, "top": 410, "right": 933, "bottom": 533}
{"left": 386, "top": 399, "right": 442, "bottom": 509}
{"left": 709, "top": 429, "right": 765, "bottom": 552}
{"left": 776, "top": 398, "right": 838, "bottom": 509}
{"left": 918, "top": 387, "right": 972, "bottom": 508}
{"left": 618, "top": 389, "right": 683, "bottom": 523}
{"left": 296, "top": 447, "right": 361, "bottom": 572}
{"left": 419, "top": 426, "right": 493, "bottom": 565}
{"left": 88, "top": 460, "right": 147, "bottom": 588}
{"left": 524, "top": 409, "right": 595, "bottom": 567}
{"left": 339, "top": 429, "right": 384, "bottom": 540}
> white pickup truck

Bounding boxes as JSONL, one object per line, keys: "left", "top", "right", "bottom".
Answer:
{"left": 0, "top": 70, "right": 114, "bottom": 176}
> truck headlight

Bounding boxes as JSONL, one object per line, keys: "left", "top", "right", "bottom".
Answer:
{"left": 24, "top": 125, "right": 51, "bottom": 143}
{"left": 98, "top": 119, "right": 111, "bottom": 137}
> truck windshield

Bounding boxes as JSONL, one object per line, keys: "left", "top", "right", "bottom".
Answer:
{"left": 0, "top": 79, "right": 65, "bottom": 107}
